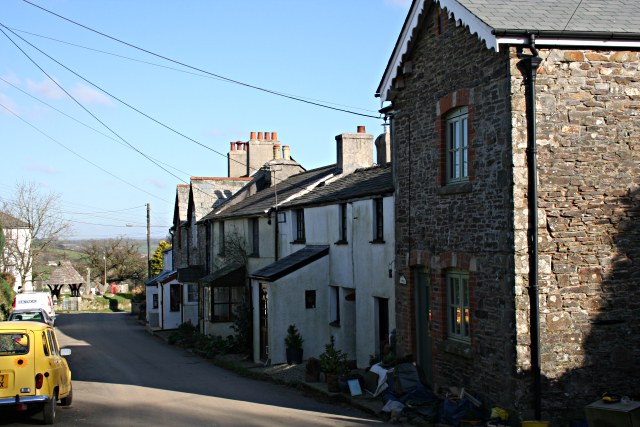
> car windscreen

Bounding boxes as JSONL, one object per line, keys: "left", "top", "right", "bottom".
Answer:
{"left": 0, "top": 333, "right": 29, "bottom": 355}
{"left": 10, "top": 312, "right": 44, "bottom": 322}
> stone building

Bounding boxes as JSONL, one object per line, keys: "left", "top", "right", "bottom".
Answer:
{"left": 377, "top": 0, "right": 640, "bottom": 424}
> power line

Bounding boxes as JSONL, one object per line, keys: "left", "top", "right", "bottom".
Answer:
{"left": 21, "top": 0, "right": 382, "bottom": 119}
{"left": 0, "top": 102, "right": 171, "bottom": 204}
{"left": 0, "top": 76, "right": 192, "bottom": 179}
{"left": 7, "top": 26, "right": 380, "bottom": 115}
{"left": 0, "top": 24, "right": 188, "bottom": 186}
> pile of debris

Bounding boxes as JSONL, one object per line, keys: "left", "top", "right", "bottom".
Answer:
{"left": 361, "top": 361, "right": 509, "bottom": 427}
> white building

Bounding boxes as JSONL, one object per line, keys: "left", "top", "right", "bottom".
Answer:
{"left": 0, "top": 212, "right": 33, "bottom": 292}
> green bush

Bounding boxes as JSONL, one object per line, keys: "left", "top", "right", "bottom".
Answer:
{"left": 168, "top": 321, "right": 240, "bottom": 358}
{"left": 0, "top": 275, "right": 15, "bottom": 321}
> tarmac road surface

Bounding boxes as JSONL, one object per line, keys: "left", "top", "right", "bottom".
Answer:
{"left": 0, "top": 312, "right": 390, "bottom": 426}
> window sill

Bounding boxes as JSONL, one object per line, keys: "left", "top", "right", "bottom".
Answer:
{"left": 369, "top": 239, "right": 386, "bottom": 244}
{"left": 248, "top": 253, "right": 260, "bottom": 258}
{"left": 334, "top": 240, "right": 348, "bottom": 245}
{"left": 291, "top": 239, "right": 306, "bottom": 244}
{"left": 329, "top": 321, "right": 341, "bottom": 328}
{"left": 439, "top": 181, "right": 472, "bottom": 195}
{"left": 441, "top": 338, "right": 472, "bottom": 359}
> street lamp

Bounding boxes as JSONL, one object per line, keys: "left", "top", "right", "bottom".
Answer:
{"left": 103, "top": 253, "right": 107, "bottom": 288}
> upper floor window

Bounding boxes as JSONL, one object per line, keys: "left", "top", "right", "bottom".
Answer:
{"left": 373, "top": 199, "right": 384, "bottom": 242}
{"left": 186, "top": 283, "right": 198, "bottom": 303}
{"left": 447, "top": 270, "right": 470, "bottom": 342}
{"left": 250, "top": 217, "right": 259, "bottom": 256}
{"left": 338, "top": 203, "right": 348, "bottom": 243}
{"left": 218, "top": 221, "right": 225, "bottom": 256}
{"left": 446, "top": 106, "right": 469, "bottom": 184}
{"left": 294, "top": 209, "right": 306, "bottom": 242}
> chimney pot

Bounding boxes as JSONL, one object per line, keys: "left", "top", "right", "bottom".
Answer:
{"left": 357, "top": 125, "right": 366, "bottom": 133}
{"left": 230, "top": 141, "right": 235, "bottom": 151}
{"left": 273, "top": 143, "right": 282, "bottom": 159}
{"left": 283, "top": 145, "right": 290, "bottom": 160}
{"left": 265, "top": 132, "right": 271, "bottom": 141}
{"left": 271, "top": 132, "right": 278, "bottom": 141}
{"left": 257, "top": 132, "right": 264, "bottom": 140}
{"left": 250, "top": 131, "right": 256, "bottom": 140}
{"left": 236, "top": 142, "right": 243, "bottom": 150}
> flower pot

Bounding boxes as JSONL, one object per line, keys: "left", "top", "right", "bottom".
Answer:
{"left": 325, "top": 373, "right": 340, "bottom": 393}
{"left": 286, "top": 347, "right": 303, "bottom": 365}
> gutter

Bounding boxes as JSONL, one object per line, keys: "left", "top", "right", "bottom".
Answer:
{"left": 493, "top": 29, "right": 640, "bottom": 41}
{"left": 518, "top": 34, "right": 542, "bottom": 420}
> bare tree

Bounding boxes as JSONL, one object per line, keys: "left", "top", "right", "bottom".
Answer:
{"left": 1, "top": 182, "right": 70, "bottom": 290}
{"left": 80, "top": 237, "right": 146, "bottom": 288}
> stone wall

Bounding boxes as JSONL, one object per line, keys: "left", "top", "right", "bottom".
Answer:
{"left": 390, "top": 3, "right": 517, "bottom": 412}
{"left": 511, "top": 48, "right": 640, "bottom": 420}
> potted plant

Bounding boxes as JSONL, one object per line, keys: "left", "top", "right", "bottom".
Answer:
{"left": 305, "top": 357, "right": 321, "bottom": 382}
{"left": 285, "top": 324, "right": 304, "bottom": 365}
{"left": 319, "top": 336, "right": 348, "bottom": 392}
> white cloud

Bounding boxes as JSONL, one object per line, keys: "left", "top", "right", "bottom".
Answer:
{"left": 70, "top": 83, "right": 112, "bottom": 106}
{"left": 26, "top": 78, "right": 65, "bottom": 100}
{"left": 0, "top": 72, "right": 21, "bottom": 88}
{"left": 27, "top": 161, "right": 59, "bottom": 174}
{"left": 0, "top": 93, "right": 18, "bottom": 115}
{"left": 147, "top": 178, "right": 167, "bottom": 189}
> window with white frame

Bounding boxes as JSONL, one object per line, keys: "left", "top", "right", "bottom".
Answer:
{"left": 186, "top": 283, "right": 198, "bottom": 303}
{"left": 169, "top": 284, "right": 181, "bottom": 312}
{"left": 447, "top": 270, "right": 470, "bottom": 341}
{"left": 446, "top": 106, "right": 469, "bottom": 183}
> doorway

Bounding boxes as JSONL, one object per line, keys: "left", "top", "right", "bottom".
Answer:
{"left": 259, "top": 284, "right": 269, "bottom": 362}
{"left": 415, "top": 267, "right": 432, "bottom": 385}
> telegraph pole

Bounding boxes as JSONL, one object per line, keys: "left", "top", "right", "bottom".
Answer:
{"left": 147, "top": 203, "right": 151, "bottom": 279}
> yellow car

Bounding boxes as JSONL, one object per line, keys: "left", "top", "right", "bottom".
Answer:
{"left": 0, "top": 321, "right": 72, "bottom": 424}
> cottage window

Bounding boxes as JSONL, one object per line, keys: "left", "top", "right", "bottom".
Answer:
{"left": 211, "top": 286, "right": 244, "bottom": 322}
{"left": 305, "top": 290, "right": 316, "bottom": 309}
{"left": 250, "top": 217, "right": 259, "bottom": 256}
{"left": 152, "top": 293, "right": 158, "bottom": 309}
{"left": 338, "top": 203, "right": 348, "bottom": 243}
{"left": 446, "top": 106, "right": 469, "bottom": 183}
{"left": 329, "top": 286, "right": 340, "bottom": 326}
{"left": 447, "top": 270, "right": 470, "bottom": 341}
{"left": 373, "top": 198, "right": 384, "bottom": 242}
{"left": 218, "top": 221, "right": 225, "bottom": 256}
{"left": 186, "top": 283, "right": 198, "bottom": 303}
{"left": 293, "top": 209, "right": 306, "bottom": 242}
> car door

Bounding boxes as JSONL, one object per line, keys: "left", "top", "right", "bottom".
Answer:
{"left": 44, "top": 329, "right": 68, "bottom": 398}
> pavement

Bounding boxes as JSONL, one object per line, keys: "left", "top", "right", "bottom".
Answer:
{"left": 148, "top": 328, "right": 390, "bottom": 423}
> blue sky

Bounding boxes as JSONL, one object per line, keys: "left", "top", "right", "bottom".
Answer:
{"left": 1, "top": 0, "right": 410, "bottom": 240}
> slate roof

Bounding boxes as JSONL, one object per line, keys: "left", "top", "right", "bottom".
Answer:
{"left": 461, "top": 0, "right": 640, "bottom": 33}
{"left": 0, "top": 211, "right": 29, "bottom": 228}
{"left": 189, "top": 177, "right": 251, "bottom": 222}
{"left": 45, "top": 260, "right": 84, "bottom": 286}
{"left": 282, "top": 164, "right": 393, "bottom": 210}
{"left": 198, "top": 263, "right": 246, "bottom": 286}
{"left": 201, "top": 165, "right": 337, "bottom": 222}
{"left": 378, "top": 0, "right": 640, "bottom": 102}
{"left": 250, "top": 245, "right": 330, "bottom": 282}
{"left": 145, "top": 269, "right": 177, "bottom": 286}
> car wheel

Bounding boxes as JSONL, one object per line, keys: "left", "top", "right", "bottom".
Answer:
{"left": 42, "top": 391, "right": 57, "bottom": 425}
{"left": 60, "top": 385, "right": 72, "bottom": 406}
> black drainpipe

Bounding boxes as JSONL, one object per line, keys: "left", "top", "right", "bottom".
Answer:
{"left": 519, "top": 34, "right": 542, "bottom": 420}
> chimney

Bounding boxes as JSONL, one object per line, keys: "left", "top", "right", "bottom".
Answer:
{"left": 335, "top": 126, "right": 373, "bottom": 174}
{"left": 375, "top": 126, "right": 391, "bottom": 164}
{"left": 273, "top": 143, "right": 281, "bottom": 159}
{"left": 228, "top": 140, "right": 247, "bottom": 178}
{"left": 283, "top": 145, "right": 290, "bottom": 160}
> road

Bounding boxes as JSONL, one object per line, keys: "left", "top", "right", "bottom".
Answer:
{"left": 1, "top": 313, "right": 389, "bottom": 426}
